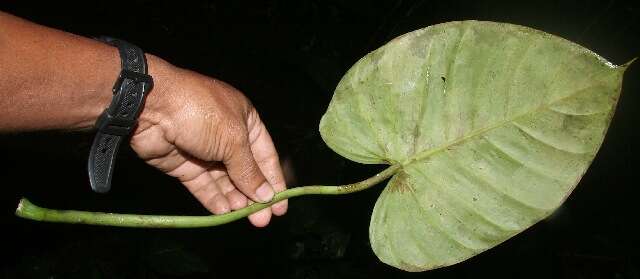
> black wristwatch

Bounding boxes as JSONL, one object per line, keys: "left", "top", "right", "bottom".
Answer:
{"left": 88, "top": 37, "right": 154, "bottom": 193}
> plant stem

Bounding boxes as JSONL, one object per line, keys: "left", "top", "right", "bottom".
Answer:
{"left": 15, "top": 164, "right": 400, "bottom": 228}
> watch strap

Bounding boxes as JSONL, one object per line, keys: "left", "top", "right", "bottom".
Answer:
{"left": 88, "top": 37, "right": 153, "bottom": 193}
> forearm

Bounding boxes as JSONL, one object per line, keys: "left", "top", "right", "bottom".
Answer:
{"left": 0, "top": 11, "right": 170, "bottom": 132}
{"left": 0, "top": 12, "right": 288, "bottom": 226}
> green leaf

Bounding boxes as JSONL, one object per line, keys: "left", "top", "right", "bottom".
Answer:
{"left": 319, "top": 21, "right": 628, "bottom": 271}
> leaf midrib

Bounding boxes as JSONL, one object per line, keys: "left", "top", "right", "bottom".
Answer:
{"left": 400, "top": 72, "right": 615, "bottom": 168}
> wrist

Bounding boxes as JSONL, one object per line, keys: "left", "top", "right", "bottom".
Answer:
{"left": 135, "top": 54, "right": 178, "bottom": 132}
{"left": 88, "top": 42, "right": 168, "bottom": 193}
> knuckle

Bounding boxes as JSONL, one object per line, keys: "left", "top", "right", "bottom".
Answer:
{"left": 248, "top": 122, "right": 264, "bottom": 144}
{"left": 256, "top": 153, "right": 279, "bottom": 166}
{"left": 207, "top": 194, "right": 229, "bottom": 214}
{"left": 210, "top": 119, "right": 247, "bottom": 161}
{"left": 234, "top": 164, "right": 262, "bottom": 189}
{"left": 221, "top": 118, "right": 247, "bottom": 142}
{"left": 226, "top": 191, "right": 248, "bottom": 209}
{"left": 246, "top": 109, "right": 260, "bottom": 129}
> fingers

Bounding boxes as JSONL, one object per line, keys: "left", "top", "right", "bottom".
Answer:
{"left": 180, "top": 169, "right": 231, "bottom": 215}
{"left": 211, "top": 169, "right": 248, "bottom": 210}
{"left": 248, "top": 203, "right": 272, "bottom": 228}
{"left": 248, "top": 114, "right": 288, "bottom": 216}
{"left": 223, "top": 134, "right": 275, "bottom": 203}
{"left": 212, "top": 167, "right": 273, "bottom": 228}
{"left": 211, "top": 164, "right": 273, "bottom": 227}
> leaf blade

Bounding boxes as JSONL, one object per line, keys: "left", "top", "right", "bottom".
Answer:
{"left": 320, "top": 21, "right": 627, "bottom": 271}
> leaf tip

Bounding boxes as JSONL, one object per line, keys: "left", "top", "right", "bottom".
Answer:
{"left": 620, "top": 57, "right": 637, "bottom": 70}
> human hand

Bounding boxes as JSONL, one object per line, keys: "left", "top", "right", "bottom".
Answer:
{"left": 0, "top": 10, "right": 287, "bottom": 225}
{"left": 129, "top": 56, "right": 288, "bottom": 227}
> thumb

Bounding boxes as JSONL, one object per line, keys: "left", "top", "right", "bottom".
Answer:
{"left": 224, "top": 138, "right": 275, "bottom": 203}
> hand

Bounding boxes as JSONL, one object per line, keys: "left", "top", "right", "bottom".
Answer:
{"left": 0, "top": 10, "right": 287, "bottom": 225}
{"left": 129, "top": 56, "right": 288, "bottom": 227}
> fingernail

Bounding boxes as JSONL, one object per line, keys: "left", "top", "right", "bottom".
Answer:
{"left": 256, "top": 183, "right": 274, "bottom": 202}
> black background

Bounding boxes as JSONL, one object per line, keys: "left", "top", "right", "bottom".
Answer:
{"left": 1, "top": 1, "right": 639, "bottom": 278}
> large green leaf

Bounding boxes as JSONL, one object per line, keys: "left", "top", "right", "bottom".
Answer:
{"left": 319, "top": 21, "right": 627, "bottom": 271}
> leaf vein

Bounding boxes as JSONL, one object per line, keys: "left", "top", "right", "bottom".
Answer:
{"left": 403, "top": 68, "right": 614, "bottom": 167}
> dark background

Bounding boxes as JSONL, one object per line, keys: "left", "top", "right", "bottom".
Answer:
{"left": 1, "top": 0, "right": 639, "bottom": 278}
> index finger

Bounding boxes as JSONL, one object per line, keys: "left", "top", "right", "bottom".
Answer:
{"left": 247, "top": 111, "right": 288, "bottom": 216}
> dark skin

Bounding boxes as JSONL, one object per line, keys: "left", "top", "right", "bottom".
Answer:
{"left": 0, "top": 11, "right": 288, "bottom": 227}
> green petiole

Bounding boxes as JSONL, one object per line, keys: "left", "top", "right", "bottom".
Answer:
{"left": 15, "top": 165, "right": 400, "bottom": 228}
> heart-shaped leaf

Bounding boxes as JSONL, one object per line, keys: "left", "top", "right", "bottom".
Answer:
{"left": 319, "top": 21, "right": 628, "bottom": 271}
